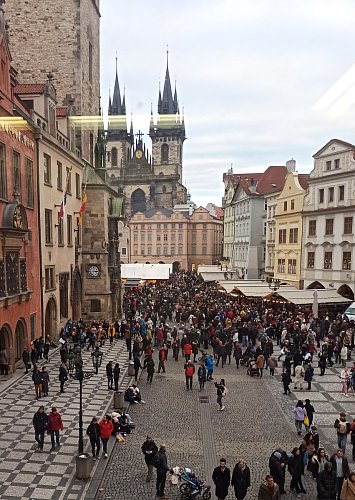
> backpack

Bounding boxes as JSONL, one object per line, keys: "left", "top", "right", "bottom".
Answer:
{"left": 337, "top": 420, "right": 348, "bottom": 434}
{"left": 152, "top": 452, "right": 161, "bottom": 468}
{"left": 186, "top": 366, "right": 194, "bottom": 377}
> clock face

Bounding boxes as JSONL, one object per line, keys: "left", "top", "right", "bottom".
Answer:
{"left": 135, "top": 150, "right": 143, "bottom": 159}
{"left": 88, "top": 265, "right": 100, "bottom": 278}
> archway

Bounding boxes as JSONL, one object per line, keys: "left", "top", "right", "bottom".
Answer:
{"left": 72, "top": 269, "right": 82, "bottom": 321}
{"left": 15, "top": 319, "right": 27, "bottom": 362}
{"left": 131, "top": 188, "right": 146, "bottom": 214}
{"left": 45, "top": 297, "right": 57, "bottom": 341}
{"left": 307, "top": 281, "right": 325, "bottom": 290}
{"left": 172, "top": 261, "right": 180, "bottom": 273}
{"left": 338, "top": 284, "right": 354, "bottom": 301}
{"left": 0, "top": 324, "right": 12, "bottom": 374}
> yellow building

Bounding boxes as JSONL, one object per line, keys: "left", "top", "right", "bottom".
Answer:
{"left": 274, "top": 172, "right": 309, "bottom": 288}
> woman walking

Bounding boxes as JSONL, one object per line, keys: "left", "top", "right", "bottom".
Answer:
{"left": 293, "top": 400, "right": 307, "bottom": 436}
{"left": 113, "top": 363, "right": 120, "bottom": 391}
{"left": 231, "top": 459, "right": 251, "bottom": 500}
{"left": 41, "top": 367, "right": 50, "bottom": 397}
{"left": 99, "top": 415, "right": 113, "bottom": 458}
{"left": 198, "top": 363, "right": 207, "bottom": 391}
{"left": 288, "top": 447, "right": 306, "bottom": 496}
{"left": 215, "top": 379, "right": 227, "bottom": 411}
{"left": 340, "top": 367, "right": 351, "bottom": 397}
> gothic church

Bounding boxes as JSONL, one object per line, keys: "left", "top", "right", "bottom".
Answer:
{"left": 106, "top": 57, "right": 187, "bottom": 214}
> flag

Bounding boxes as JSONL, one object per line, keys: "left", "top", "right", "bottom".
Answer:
{"left": 59, "top": 192, "right": 67, "bottom": 220}
{"left": 78, "top": 190, "right": 87, "bottom": 225}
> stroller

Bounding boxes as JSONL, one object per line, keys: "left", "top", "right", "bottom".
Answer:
{"left": 246, "top": 358, "right": 258, "bottom": 377}
{"left": 178, "top": 467, "right": 211, "bottom": 499}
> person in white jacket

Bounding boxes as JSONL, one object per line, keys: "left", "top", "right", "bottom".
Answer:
{"left": 340, "top": 346, "right": 348, "bottom": 368}
{"left": 294, "top": 364, "right": 305, "bottom": 390}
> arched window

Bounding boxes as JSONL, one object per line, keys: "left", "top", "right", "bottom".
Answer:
{"left": 161, "top": 143, "right": 169, "bottom": 163}
{"left": 111, "top": 147, "right": 118, "bottom": 166}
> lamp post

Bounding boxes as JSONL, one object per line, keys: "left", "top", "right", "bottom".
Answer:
{"left": 91, "top": 346, "right": 103, "bottom": 374}
{"left": 266, "top": 276, "right": 281, "bottom": 293}
{"left": 70, "top": 364, "right": 94, "bottom": 455}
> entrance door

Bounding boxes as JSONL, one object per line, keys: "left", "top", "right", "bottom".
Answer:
{"left": 45, "top": 298, "right": 57, "bottom": 341}
{"left": 15, "top": 319, "right": 27, "bottom": 361}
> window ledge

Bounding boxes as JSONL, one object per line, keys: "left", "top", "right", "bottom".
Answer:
{"left": 45, "top": 243, "right": 53, "bottom": 247}
{"left": 0, "top": 291, "right": 32, "bottom": 308}
{"left": 45, "top": 287, "right": 56, "bottom": 292}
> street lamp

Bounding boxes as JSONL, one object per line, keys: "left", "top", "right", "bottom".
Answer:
{"left": 70, "top": 365, "right": 94, "bottom": 455}
{"left": 91, "top": 346, "right": 103, "bottom": 374}
{"left": 266, "top": 276, "right": 281, "bottom": 293}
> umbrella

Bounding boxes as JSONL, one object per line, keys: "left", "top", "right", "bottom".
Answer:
{"left": 312, "top": 289, "right": 319, "bottom": 319}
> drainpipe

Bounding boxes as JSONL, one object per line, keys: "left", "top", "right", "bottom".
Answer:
{"left": 35, "top": 129, "right": 44, "bottom": 337}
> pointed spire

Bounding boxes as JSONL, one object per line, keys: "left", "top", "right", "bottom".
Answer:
{"left": 122, "top": 86, "right": 126, "bottom": 114}
{"left": 130, "top": 113, "right": 134, "bottom": 136}
{"left": 157, "top": 82, "right": 162, "bottom": 114}
{"left": 111, "top": 54, "right": 124, "bottom": 116}
{"left": 173, "top": 81, "right": 179, "bottom": 113}
{"left": 108, "top": 87, "right": 112, "bottom": 114}
{"left": 160, "top": 49, "right": 175, "bottom": 115}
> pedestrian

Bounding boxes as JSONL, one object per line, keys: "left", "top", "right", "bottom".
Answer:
{"left": 183, "top": 341, "right": 192, "bottom": 362}
{"left": 141, "top": 435, "right": 158, "bottom": 482}
{"left": 215, "top": 378, "right": 227, "bottom": 411}
{"left": 48, "top": 406, "right": 63, "bottom": 451}
{"left": 304, "top": 398, "right": 315, "bottom": 428}
{"left": 113, "top": 362, "right": 120, "bottom": 391}
{"left": 294, "top": 364, "right": 305, "bottom": 390}
{"left": 41, "top": 366, "right": 50, "bottom": 396}
{"left": 86, "top": 417, "right": 101, "bottom": 460}
{"left": 268, "top": 355, "right": 278, "bottom": 376}
{"left": 317, "top": 462, "right": 337, "bottom": 500}
{"left": 32, "top": 405, "right": 49, "bottom": 452}
{"left": 255, "top": 352, "right": 265, "bottom": 378}
{"left": 184, "top": 360, "right": 195, "bottom": 391}
{"left": 205, "top": 354, "right": 214, "bottom": 380}
{"left": 134, "top": 355, "right": 142, "bottom": 381}
{"left": 157, "top": 347, "right": 166, "bottom": 373}
{"left": 293, "top": 400, "right": 307, "bottom": 436}
{"left": 197, "top": 363, "right": 207, "bottom": 391}
{"left": 341, "top": 344, "right": 348, "bottom": 368}
{"left": 233, "top": 342, "right": 242, "bottom": 369}
{"left": 304, "top": 363, "right": 314, "bottom": 390}
{"left": 172, "top": 338, "right": 180, "bottom": 361}
{"left": 288, "top": 447, "right": 306, "bottom": 496}
{"left": 59, "top": 362, "right": 68, "bottom": 393}
{"left": 281, "top": 369, "right": 292, "bottom": 395}
{"left": 231, "top": 459, "right": 251, "bottom": 500}
{"left": 0, "top": 347, "right": 9, "bottom": 375}
{"left": 146, "top": 357, "right": 155, "bottom": 384}
{"left": 269, "top": 451, "right": 286, "bottom": 494}
{"left": 340, "top": 367, "right": 351, "bottom": 397}
{"left": 22, "top": 348, "right": 30, "bottom": 373}
{"left": 257, "top": 474, "right": 280, "bottom": 500}
{"left": 334, "top": 412, "right": 350, "bottom": 452}
{"left": 30, "top": 345, "right": 37, "bottom": 368}
{"left": 310, "top": 447, "right": 330, "bottom": 480}
{"left": 156, "top": 443, "right": 169, "bottom": 499}
{"left": 212, "top": 458, "right": 231, "bottom": 500}
{"left": 318, "top": 352, "right": 327, "bottom": 376}
{"left": 330, "top": 449, "right": 350, "bottom": 499}
{"left": 99, "top": 415, "right": 114, "bottom": 458}
{"left": 340, "top": 471, "right": 355, "bottom": 500}
{"left": 32, "top": 366, "right": 43, "bottom": 399}
{"left": 43, "top": 339, "right": 50, "bottom": 360}
{"left": 106, "top": 361, "right": 113, "bottom": 390}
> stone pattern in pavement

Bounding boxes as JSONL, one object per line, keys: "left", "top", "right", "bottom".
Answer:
{"left": 0, "top": 339, "right": 129, "bottom": 500}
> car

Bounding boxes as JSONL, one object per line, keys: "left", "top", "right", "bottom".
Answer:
{"left": 343, "top": 302, "right": 355, "bottom": 322}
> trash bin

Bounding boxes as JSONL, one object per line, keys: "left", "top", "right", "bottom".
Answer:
{"left": 114, "top": 391, "right": 124, "bottom": 410}
{"left": 76, "top": 453, "right": 91, "bottom": 480}
{"left": 128, "top": 360, "right": 135, "bottom": 377}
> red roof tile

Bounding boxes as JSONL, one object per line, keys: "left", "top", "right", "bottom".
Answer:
{"left": 14, "top": 84, "right": 45, "bottom": 94}
{"left": 214, "top": 207, "right": 224, "bottom": 219}
{"left": 256, "top": 166, "right": 288, "bottom": 195}
{"left": 56, "top": 106, "right": 68, "bottom": 117}
{"left": 298, "top": 173, "right": 310, "bottom": 190}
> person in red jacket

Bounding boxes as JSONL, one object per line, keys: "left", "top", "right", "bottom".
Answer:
{"left": 158, "top": 347, "right": 166, "bottom": 373}
{"left": 184, "top": 360, "right": 195, "bottom": 391}
{"left": 183, "top": 342, "right": 192, "bottom": 362}
{"left": 48, "top": 406, "right": 64, "bottom": 451}
{"left": 99, "top": 415, "right": 114, "bottom": 458}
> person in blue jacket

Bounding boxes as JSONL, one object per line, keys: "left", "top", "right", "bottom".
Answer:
{"left": 205, "top": 354, "right": 214, "bottom": 381}
{"left": 304, "top": 364, "right": 314, "bottom": 391}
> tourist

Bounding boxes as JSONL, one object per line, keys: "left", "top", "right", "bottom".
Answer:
{"left": 32, "top": 366, "right": 43, "bottom": 399}
{"left": 146, "top": 357, "right": 155, "bottom": 384}
{"left": 59, "top": 362, "right": 68, "bottom": 393}
{"left": 281, "top": 369, "right": 292, "bottom": 395}
{"left": 310, "top": 447, "right": 330, "bottom": 480}
{"left": 257, "top": 475, "right": 280, "bottom": 500}
{"left": 113, "top": 362, "right": 120, "bottom": 391}
{"left": 184, "top": 360, "right": 195, "bottom": 391}
{"left": 340, "top": 471, "right": 355, "bottom": 499}
{"left": 304, "top": 363, "right": 314, "bottom": 390}
{"left": 205, "top": 354, "right": 214, "bottom": 380}
{"left": 341, "top": 344, "right": 348, "bottom": 368}
{"left": 288, "top": 447, "right": 306, "bottom": 496}
{"left": 255, "top": 352, "right": 265, "bottom": 378}
{"left": 32, "top": 406, "right": 49, "bottom": 453}
{"left": 340, "top": 367, "right": 351, "bottom": 397}
{"left": 41, "top": 367, "right": 49, "bottom": 397}
{"left": 330, "top": 449, "right": 350, "bottom": 498}
{"left": 134, "top": 354, "right": 143, "bottom": 381}
{"left": 22, "top": 348, "right": 30, "bottom": 374}
{"left": 157, "top": 346, "right": 166, "bottom": 373}
{"left": 233, "top": 342, "right": 242, "bottom": 369}
{"left": 334, "top": 412, "right": 350, "bottom": 452}
{"left": 231, "top": 459, "right": 251, "bottom": 500}
{"left": 304, "top": 398, "right": 315, "bottom": 428}
{"left": 293, "top": 364, "right": 305, "bottom": 390}
{"left": 212, "top": 458, "right": 231, "bottom": 500}
{"left": 317, "top": 462, "right": 337, "bottom": 500}
{"left": 268, "top": 451, "right": 286, "bottom": 495}
{"left": 268, "top": 355, "right": 278, "bottom": 376}
{"left": 215, "top": 379, "right": 227, "bottom": 411}
{"left": 86, "top": 417, "right": 101, "bottom": 460}
{"left": 48, "top": 406, "right": 63, "bottom": 451}
{"left": 156, "top": 444, "right": 169, "bottom": 499}
{"left": 99, "top": 415, "right": 114, "bottom": 458}
{"left": 197, "top": 363, "right": 207, "bottom": 391}
{"left": 183, "top": 340, "right": 192, "bottom": 362}
{"left": 293, "top": 400, "right": 307, "bottom": 436}
{"left": 106, "top": 361, "right": 114, "bottom": 390}
{"left": 141, "top": 435, "right": 158, "bottom": 482}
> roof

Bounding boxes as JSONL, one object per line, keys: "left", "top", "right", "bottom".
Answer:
{"left": 256, "top": 166, "right": 288, "bottom": 195}
{"left": 313, "top": 139, "right": 355, "bottom": 158}
{"left": 298, "top": 174, "right": 310, "bottom": 190}
{"left": 56, "top": 106, "right": 68, "bottom": 117}
{"left": 237, "top": 174, "right": 264, "bottom": 195}
{"left": 121, "top": 263, "right": 172, "bottom": 280}
{"left": 218, "top": 280, "right": 298, "bottom": 297}
{"left": 267, "top": 289, "right": 352, "bottom": 305}
{"left": 143, "top": 208, "right": 174, "bottom": 218}
{"left": 214, "top": 207, "right": 224, "bottom": 219}
{"left": 14, "top": 84, "right": 45, "bottom": 95}
{"left": 223, "top": 172, "right": 260, "bottom": 186}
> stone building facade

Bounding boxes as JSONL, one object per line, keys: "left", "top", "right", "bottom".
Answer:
{"left": 4, "top": 0, "right": 101, "bottom": 160}
{"left": 0, "top": 5, "right": 41, "bottom": 373}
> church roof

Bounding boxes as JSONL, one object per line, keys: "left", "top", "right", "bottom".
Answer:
{"left": 158, "top": 53, "right": 179, "bottom": 115}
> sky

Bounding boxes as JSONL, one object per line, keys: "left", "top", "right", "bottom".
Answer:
{"left": 100, "top": 0, "right": 355, "bottom": 207}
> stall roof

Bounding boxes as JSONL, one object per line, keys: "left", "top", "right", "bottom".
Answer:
{"left": 121, "top": 263, "right": 172, "bottom": 280}
{"left": 218, "top": 280, "right": 298, "bottom": 297}
{"left": 200, "top": 272, "right": 234, "bottom": 282}
{"left": 198, "top": 265, "right": 222, "bottom": 273}
{"left": 267, "top": 289, "right": 352, "bottom": 305}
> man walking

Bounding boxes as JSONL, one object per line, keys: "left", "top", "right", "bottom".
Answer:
{"left": 212, "top": 458, "right": 231, "bottom": 500}
{"left": 32, "top": 366, "right": 43, "bottom": 399}
{"left": 48, "top": 406, "right": 63, "bottom": 451}
{"left": 156, "top": 443, "right": 169, "bottom": 499}
{"left": 334, "top": 412, "right": 350, "bottom": 453}
{"left": 113, "top": 363, "right": 120, "bottom": 391}
{"left": 22, "top": 348, "right": 30, "bottom": 374}
{"left": 330, "top": 449, "right": 350, "bottom": 498}
{"left": 106, "top": 361, "right": 114, "bottom": 390}
{"left": 157, "top": 347, "right": 166, "bottom": 373}
{"left": 33, "top": 406, "right": 49, "bottom": 452}
{"left": 141, "top": 435, "right": 158, "bottom": 482}
{"left": 184, "top": 360, "right": 195, "bottom": 391}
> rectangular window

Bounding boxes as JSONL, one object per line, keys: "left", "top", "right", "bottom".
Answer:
{"left": 334, "top": 158, "right": 340, "bottom": 169}
{"left": 133, "top": 232, "right": 138, "bottom": 242}
{"left": 147, "top": 232, "right": 152, "bottom": 242}
{"left": 178, "top": 246, "right": 183, "bottom": 255}
{"left": 343, "top": 251, "right": 351, "bottom": 270}
{"left": 319, "top": 189, "right": 324, "bottom": 203}
{"left": 283, "top": 201, "right": 287, "bottom": 211}
{"left": 278, "top": 229, "right": 286, "bottom": 244}
{"left": 326, "top": 160, "right": 332, "bottom": 171}
{"left": 57, "top": 161, "right": 63, "bottom": 190}
{"left": 67, "top": 214, "right": 73, "bottom": 246}
{"left": 75, "top": 173, "right": 80, "bottom": 198}
{"left": 163, "top": 246, "right": 168, "bottom": 255}
{"left": 339, "top": 185, "right": 345, "bottom": 201}
{"left": 0, "top": 142, "right": 7, "bottom": 199}
{"left": 141, "top": 232, "right": 145, "bottom": 242}
{"left": 171, "top": 233, "right": 175, "bottom": 242}
{"left": 263, "top": 222, "right": 267, "bottom": 236}
{"left": 25, "top": 158, "right": 34, "bottom": 208}
{"left": 328, "top": 187, "right": 334, "bottom": 202}
{"left": 344, "top": 217, "right": 353, "bottom": 234}
{"left": 308, "top": 220, "right": 316, "bottom": 236}
{"left": 171, "top": 246, "right": 175, "bottom": 256}
{"left": 157, "top": 234, "right": 161, "bottom": 242}
{"left": 30, "top": 313, "right": 36, "bottom": 341}
{"left": 45, "top": 209, "right": 53, "bottom": 244}
{"left": 325, "top": 218, "right": 334, "bottom": 235}
{"left": 289, "top": 227, "right": 298, "bottom": 244}
{"left": 44, "top": 154, "right": 51, "bottom": 185}
{"left": 45, "top": 266, "right": 55, "bottom": 290}
{"left": 163, "top": 234, "right": 168, "bottom": 242}
{"left": 147, "top": 247, "right": 152, "bottom": 255}
{"left": 288, "top": 259, "right": 296, "bottom": 274}
{"left": 13, "top": 150, "right": 21, "bottom": 199}
{"left": 290, "top": 199, "right": 295, "bottom": 210}
{"left": 157, "top": 247, "right": 161, "bottom": 256}
{"left": 89, "top": 41, "right": 93, "bottom": 83}
{"left": 202, "top": 246, "right": 207, "bottom": 255}
{"left": 66, "top": 167, "right": 72, "bottom": 194}
{"left": 178, "top": 232, "right": 183, "bottom": 242}
{"left": 121, "top": 247, "right": 127, "bottom": 256}
{"left": 191, "top": 232, "right": 196, "bottom": 243}
{"left": 178, "top": 223, "right": 183, "bottom": 229}
{"left": 277, "top": 258, "right": 285, "bottom": 273}
{"left": 90, "top": 133, "right": 94, "bottom": 166}
{"left": 202, "top": 232, "right": 207, "bottom": 241}
{"left": 191, "top": 245, "right": 196, "bottom": 255}
{"left": 307, "top": 252, "right": 315, "bottom": 269}
{"left": 58, "top": 218, "right": 64, "bottom": 246}
{"left": 324, "top": 251, "right": 333, "bottom": 269}
{"left": 164, "top": 224, "right": 168, "bottom": 229}
{"left": 141, "top": 247, "right": 145, "bottom": 256}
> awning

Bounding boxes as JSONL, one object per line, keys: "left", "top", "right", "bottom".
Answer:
{"left": 218, "top": 280, "right": 298, "bottom": 298}
{"left": 121, "top": 263, "right": 171, "bottom": 280}
{"left": 124, "top": 278, "right": 141, "bottom": 287}
{"left": 200, "top": 272, "right": 232, "bottom": 282}
{"left": 265, "top": 289, "right": 352, "bottom": 305}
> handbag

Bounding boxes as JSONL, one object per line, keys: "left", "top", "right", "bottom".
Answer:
{"left": 304, "top": 415, "right": 309, "bottom": 427}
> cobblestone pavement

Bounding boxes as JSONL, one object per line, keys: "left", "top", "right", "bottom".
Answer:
{"left": 96, "top": 343, "right": 355, "bottom": 500}
{"left": 0, "top": 339, "right": 130, "bottom": 500}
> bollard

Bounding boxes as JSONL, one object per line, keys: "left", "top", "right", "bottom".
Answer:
{"left": 128, "top": 360, "right": 135, "bottom": 377}
{"left": 114, "top": 391, "right": 124, "bottom": 410}
{"left": 76, "top": 453, "right": 91, "bottom": 479}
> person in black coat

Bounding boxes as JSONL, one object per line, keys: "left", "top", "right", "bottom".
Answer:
{"left": 134, "top": 355, "right": 143, "bottom": 382}
{"left": 22, "top": 348, "right": 30, "bottom": 373}
{"left": 33, "top": 406, "right": 49, "bottom": 452}
{"left": 59, "top": 363, "right": 68, "bottom": 393}
{"left": 113, "top": 363, "right": 120, "bottom": 392}
{"left": 317, "top": 462, "right": 337, "bottom": 500}
{"left": 141, "top": 435, "right": 158, "bottom": 482}
{"left": 156, "top": 444, "right": 169, "bottom": 499}
{"left": 86, "top": 417, "right": 101, "bottom": 459}
{"left": 288, "top": 447, "right": 306, "bottom": 495}
{"left": 212, "top": 458, "right": 231, "bottom": 500}
{"left": 106, "top": 361, "right": 113, "bottom": 390}
{"left": 269, "top": 451, "right": 286, "bottom": 494}
{"left": 231, "top": 459, "right": 251, "bottom": 499}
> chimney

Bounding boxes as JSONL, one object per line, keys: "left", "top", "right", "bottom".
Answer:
{"left": 286, "top": 158, "right": 296, "bottom": 172}
{"left": 249, "top": 177, "right": 257, "bottom": 194}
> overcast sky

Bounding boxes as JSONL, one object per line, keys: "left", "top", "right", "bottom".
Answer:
{"left": 101, "top": 0, "right": 355, "bottom": 207}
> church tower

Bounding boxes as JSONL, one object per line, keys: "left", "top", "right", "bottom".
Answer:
{"left": 106, "top": 59, "right": 134, "bottom": 183}
{"left": 149, "top": 53, "right": 186, "bottom": 200}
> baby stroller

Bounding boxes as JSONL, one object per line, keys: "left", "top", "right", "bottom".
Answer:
{"left": 179, "top": 467, "right": 211, "bottom": 499}
{"left": 247, "top": 359, "right": 258, "bottom": 377}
